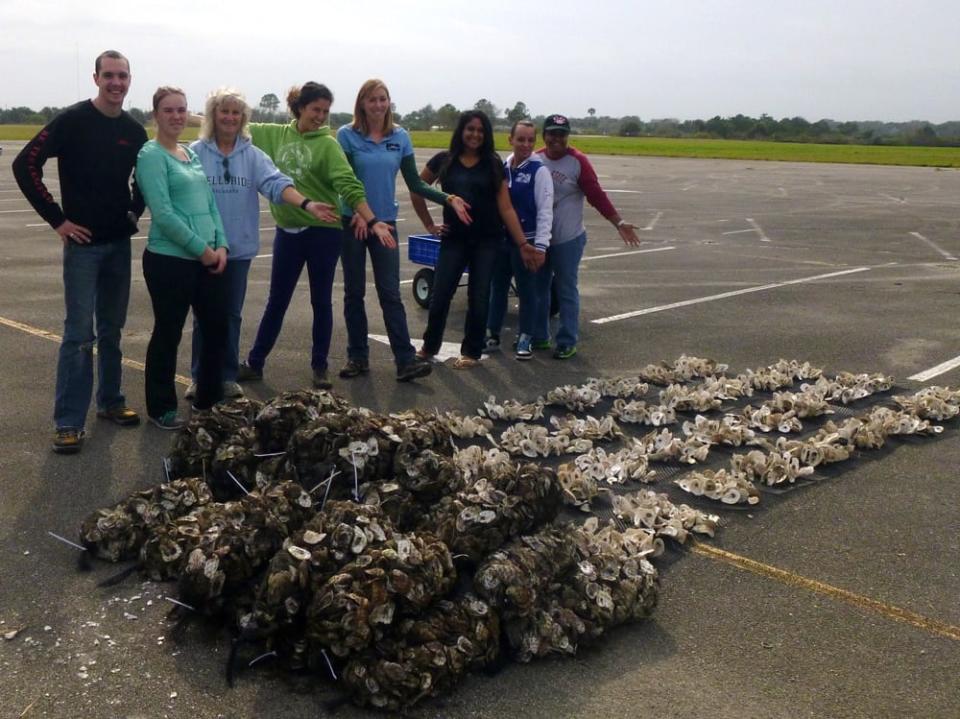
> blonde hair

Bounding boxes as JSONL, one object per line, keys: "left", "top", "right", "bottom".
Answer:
{"left": 152, "top": 86, "right": 185, "bottom": 113}
{"left": 200, "top": 87, "right": 251, "bottom": 141}
{"left": 352, "top": 79, "right": 394, "bottom": 136}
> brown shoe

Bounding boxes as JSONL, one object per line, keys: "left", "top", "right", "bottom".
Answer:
{"left": 53, "top": 428, "right": 85, "bottom": 454}
{"left": 96, "top": 405, "right": 141, "bottom": 426}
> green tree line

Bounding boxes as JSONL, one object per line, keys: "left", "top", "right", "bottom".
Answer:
{"left": 3, "top": 99, "right": 958, "bottom": 148}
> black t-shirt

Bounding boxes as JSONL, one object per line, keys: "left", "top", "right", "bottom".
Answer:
{"left": 426, "top": 151, "right": 503, "bottom": 241}
{"left": 13, "top": 100, "right": 148, "bottom": 243}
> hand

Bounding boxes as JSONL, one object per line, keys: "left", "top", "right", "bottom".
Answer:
{"left": 56, "top": 220, "right": 92, "bottom": 245}
{"left": 371, "top": 221, "right": 396, "bottom": 249}
{"left": 617, "top": 221, "right": 641, "bottom": 247}
{"left": 350, "top": 213, "right": 368, "bottom": 241}
{"left": 209, "top": 247, "right": 228, "bottom": 274}
{"left": 448, "top": 195, "right": 472, "bottom": 225}
{"left": 305, "top": 200, "right": 338, "bottom": 224}
{"left": 427, "top": 222, "right": 447, "bottom": 238}
{"left": 519, "top": 243, "right": 541, "bottom": 272}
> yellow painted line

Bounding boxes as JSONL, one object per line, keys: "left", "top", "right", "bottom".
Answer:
{"left": 691, "top": 542, "right": 960, "bottom": 642}
{"left": 0, "top": 314, "right": 191, "bottom": 385}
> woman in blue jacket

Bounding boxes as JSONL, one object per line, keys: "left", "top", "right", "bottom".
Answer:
{"left": 187, "top": 88, "right": 336, "bottom": 399}
{"left": 336, "top": 79, "right": 471, "bottom": 382}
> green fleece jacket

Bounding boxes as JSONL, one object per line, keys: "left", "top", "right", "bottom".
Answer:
{"left": 249, "top": 122, "right": 367, "bottom": 229}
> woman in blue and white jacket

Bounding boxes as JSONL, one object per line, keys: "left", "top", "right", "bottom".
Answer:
{"left": 187, "top": 87, "right": 336, "bottom": 398}
{"left": 486, "top": 119, "right": 553, "bottom": 359}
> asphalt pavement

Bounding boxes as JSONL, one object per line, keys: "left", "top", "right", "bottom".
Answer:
{"left": 1, "top": 141, "right": 958, "bottom": 719}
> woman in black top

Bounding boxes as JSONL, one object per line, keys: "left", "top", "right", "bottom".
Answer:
{"left": 411, "top": 111, "right": 541, "bottom": 368}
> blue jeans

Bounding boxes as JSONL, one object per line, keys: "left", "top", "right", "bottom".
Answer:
{"left": 191, "top": 259, "right": 251, "bottom": 383}
{"left": 488, "top": 239, "right": 540, "bottom": 338}
{"left": 534, "top": 232, "right": 586, "bottom": 348}
{"left": 247, "top": 226, "right": 341, "bottom": 372}
{"left": 55, "top": 240, "right": 132, "bottom": 430}
{"left": 341, "top": 222, "right": 415, "bottom": 368}
{"left": 422, "top": 234, "right": 499, "bottom": 360}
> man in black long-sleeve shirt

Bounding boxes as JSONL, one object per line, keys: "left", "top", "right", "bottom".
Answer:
{"left": 13, "top": 50, "right": 147, "bottom": 454}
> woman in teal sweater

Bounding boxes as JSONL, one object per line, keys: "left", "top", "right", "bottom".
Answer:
{"left": 237, "top": 81, "right": 392, "bottom": 389}
{"left": 136, "top": 86, "right": 229, "bottom": 429}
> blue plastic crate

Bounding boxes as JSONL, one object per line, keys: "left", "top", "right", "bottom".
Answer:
{"left": 408, "top": 233, "right": 441, "bottom": 267}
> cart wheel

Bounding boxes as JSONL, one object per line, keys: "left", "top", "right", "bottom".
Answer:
{"left": 413, "top": 268, "right": 434, "bottom": 309}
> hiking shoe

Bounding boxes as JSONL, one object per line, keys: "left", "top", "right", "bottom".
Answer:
{"left": 482, "top": 334, "right": 501, "bottom": 353}
{"left": 515, "top": 334, "right": 533, "bottom": 361}
{"left": 149, "top": 410, "right": 186, "bottom": 431}
{"left": 96, "top": 405, "right": 141, "bottom": 426}
{"left": 184, "top": 383, "right": 197, "bottom": 400}
{"left": 531, "top": 339, "right": 552, "bottom": 351}
{"left": 553, "top": 345, "right": 578, "bottom": 360}
{"left": 396, "top": 358, "right": 432, "bottom": 382}
{"left": 236, "top": 361, "right": 263, "bottom": 382}
{"left": 53, "top": 428, "right": 85, "bottom": 454}
{"left": 222, "top": 382, "right": 244, "bottom": 399}
{"left": 339, "top": 358, "right": 370, "bottom": 379}
{"left": 312, "top": 369, "right": 332, "bottom": 390}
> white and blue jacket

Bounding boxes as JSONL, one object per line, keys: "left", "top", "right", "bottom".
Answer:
{"left": 504, "top": 153, "right": 553, "bottom": 252}
{"left": 189, "top": 136, "right": 294, "bottom": 260}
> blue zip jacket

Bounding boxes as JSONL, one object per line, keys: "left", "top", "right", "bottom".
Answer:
{"left": 189, "top": 136, "right": 294, "bottom": 260}
{"left": 504, "top": 153, "right": 553, "bottom": 251}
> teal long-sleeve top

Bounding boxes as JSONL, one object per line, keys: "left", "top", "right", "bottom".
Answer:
{"left": 136, "top": 140, "right": 227, "bottom": 259}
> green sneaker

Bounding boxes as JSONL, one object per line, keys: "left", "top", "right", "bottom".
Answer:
{"left": 531, "top": 339, "right": 552, "bottom": 351}
{"left": 553, "top": 345, "right": 578, "bottom": 360}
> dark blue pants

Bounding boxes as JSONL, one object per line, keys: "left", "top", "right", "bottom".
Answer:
{"left": 142, "top": 250, "right": 228, "bottom": 416}
{"left": 340, "top": 222, "right": 415, "bottom": 368}
{"left": 191, "top": 258, "right": 251, "bottom": 383}
{"left": 422, "top": 234, "right": 499, "bottom": 360}
{"left": 487, "top": 239, "right": 540, "bottom": 339}
{"left": 247, "top": 226, "right": 341, "bottom": 372}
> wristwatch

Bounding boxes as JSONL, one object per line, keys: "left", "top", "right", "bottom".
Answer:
{"left": 367, "top": 216, "right": 381, "bottom": 229}
{"left": 616, "top": 219, "right": 627, "bottom": 228}
{"left": 300, "top": 198, "right": 311, "bottom": 210}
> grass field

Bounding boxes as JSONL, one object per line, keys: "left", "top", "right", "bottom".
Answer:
{"left": 3, "top": 124, "right": 959, "bottom": 167}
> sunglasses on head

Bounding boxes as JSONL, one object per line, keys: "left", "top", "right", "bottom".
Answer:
{"left": 222, "top": 157, "right": 231, "bottom": 182}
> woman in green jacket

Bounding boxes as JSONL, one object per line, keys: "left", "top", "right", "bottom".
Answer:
{"left": 237, "top": 81, "right": 392, "bottom": 389}
{"left": 136, "top": 86, "right": 228, "bottom": 429}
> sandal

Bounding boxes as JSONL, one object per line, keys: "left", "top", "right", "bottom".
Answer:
{"left": 452, "top": 356, "right": 480, "bottom": 370}
{"left": 416, "top": 347, "right": 435, "bottom": 361}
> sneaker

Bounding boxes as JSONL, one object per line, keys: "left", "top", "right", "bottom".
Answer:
{"left": 532, "top": 339, "right": 552, "bottom": 351}
{"left": 222, "top": 382, "right": 244, "bottom": 399}
{"left": 339, "top": 358, "right": 369, "bottom": 379}
{"left": 149, "top": 410, "right": 186, "bottom": 431}
{"left": 482, "top": 334, "right": 501, "bottom": 353}
{"left": 53, "top": 428, "right": 85, "bottom": 454}
{"left": 553, "top": 345, "right": 578, "bottom": 360}
{"left": 515, "top": 334, "right": 533, "bottom": 361}
{"left": 96, "top": 405, "right": 141, "bottom": 426}
{"left": 396, "top": 358, "right": 432, "bottom": 382}
{"left": 236, "top": 361, "right": 263, "bottom": 382}
{"left": 312, "top": 369, "right": 333, "bottom": 390}
{"left": 184, "top": 383, "right": 197, "bottom": 400}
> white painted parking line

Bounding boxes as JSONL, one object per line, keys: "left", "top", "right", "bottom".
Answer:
{"left": 581, "top": 246, "right": 675, "bottom": 262}
{"left": 909, "top": 232, "right": 957, "bottom": 262}
{"left": 746, "top": 217, "right": 771, "bottom": 242}
{"left": 641, "top": 211, "right": 662, "bottom": 231}
{"left": 879, "top": 193, "right": 907, "bottom": 204}
{"left": 0, "top": 209, "right": 34, "bottom": 214}
{"left": 721, "top": 229, "right": 755, "bottom": 236}
{"left": 606, "top": 189, "right": 642, "bottom": 194}
{"left": 255, "top": 253, "right": 273, "bottom": 259}
{"left": 592, "top": 266, "right": 871, "bottom": 324}
{"left": 908, "top": 355, "right": 960, "bottom": 382}
{"left": 400, "top": 279, "right": 413, "bottom": 285}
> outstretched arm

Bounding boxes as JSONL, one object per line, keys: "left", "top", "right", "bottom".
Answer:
{"left": 574, "top": 149, "right": 640, "bottom": 246}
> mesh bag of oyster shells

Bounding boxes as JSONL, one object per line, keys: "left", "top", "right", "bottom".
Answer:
{"left": 79, "top": 477, "right": 214, "bottom": 562}
{"left": 254, "top": 389, "right": 350, "bottom": 453}
{"left": 341, "top": 594, "right": 500, "bottom": 711}
{"left": 168, "top": 398, "right": 263, "bottom": 482}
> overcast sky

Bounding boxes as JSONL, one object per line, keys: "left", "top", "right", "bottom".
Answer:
{"left": 2, "top": 0, "right": 958, "bottom": 123}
